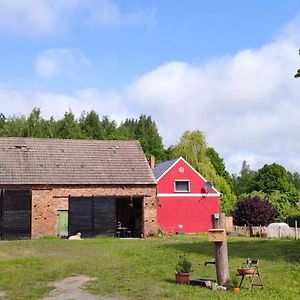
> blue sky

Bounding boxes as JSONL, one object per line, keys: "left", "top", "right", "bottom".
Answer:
{"left": 1, "top": 0, "right": 300, "bottom": 173}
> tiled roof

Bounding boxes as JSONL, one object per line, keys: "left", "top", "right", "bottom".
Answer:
{"left": 0, "top": 137, "right": 156, "bottom": 185}
{"left": 152, "top": 158, "right": 178, "bottom": 179}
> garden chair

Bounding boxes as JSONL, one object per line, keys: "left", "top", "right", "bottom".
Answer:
{"left": 237, "top": 258, "right": 264, "bottom": 290}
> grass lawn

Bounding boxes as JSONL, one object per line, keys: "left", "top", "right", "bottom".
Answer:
{"left": 0, "top": 235, "right": 299, "bottom": 299}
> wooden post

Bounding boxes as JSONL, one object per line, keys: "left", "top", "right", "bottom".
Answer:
{"left": 279, "top": 226, "right": 281, "bottom": 239}
{"left": 295, "top": 220, "right": 298, "bottom": 240}
{"left": 211, "top": 213, "right": 229, "bottom": 286}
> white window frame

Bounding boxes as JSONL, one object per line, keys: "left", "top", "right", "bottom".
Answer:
{"left": 174, "top": 180, "right": 190, "bottom": 193}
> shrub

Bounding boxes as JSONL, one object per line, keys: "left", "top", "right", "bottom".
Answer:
{"left": 175, "top": 255, "right": 192, "bottom": 273}
{"left": 286, "top": 209, "right": 300, "bottom": 227}
{"left": 232, "top": 197, "right": 276, "bottom": 226}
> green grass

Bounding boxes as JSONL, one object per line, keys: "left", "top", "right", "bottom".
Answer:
{"left": 0, "top": 235, "right": 299, "bottom": 299}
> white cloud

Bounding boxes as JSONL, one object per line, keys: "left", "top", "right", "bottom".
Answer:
{"left": 125, "top": 17, "right": 300, "bottom": 174}
{"left": 35, "top": 48, "right": 92, "bottom": 78}
{"left": 1, "top": 15, "right": 300, "bottom": 174}
{"left": 0, "top": 88, "right": 128, "bottom": 124}
{"left": 84, "top": 0, "right": 155, "bottom": 27}
{"left": 0, "top": 0, "right": 154, "bottom": 36}
{"left": 0, "top": 0, "right": 79, "bottom": 35}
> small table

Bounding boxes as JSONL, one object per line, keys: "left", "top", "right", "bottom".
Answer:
{"left": 116, "top": 227, "right": 128, "bottom": 238}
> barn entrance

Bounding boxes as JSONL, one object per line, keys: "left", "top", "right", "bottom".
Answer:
{"left": 0, "top": 189, "right": 32, "bottom": 240}
{"left": 69, "top": 196, "right": 116, "bottom": 238}
{"left": 68, "top": 196, "right": 143, "bottom": 238}
{"left": 116, "top": 197, "right": 143, "bottom": 238}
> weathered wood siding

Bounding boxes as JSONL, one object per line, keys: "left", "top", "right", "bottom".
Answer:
{"left": 69, "top": 196, "right": 116, "bottom": 237}
{"left": 0, "top": 189, "right": 31, "bottom": 240}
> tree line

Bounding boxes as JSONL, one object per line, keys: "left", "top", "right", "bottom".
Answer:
{"left": 0, "top": 108, "right": 299, "bottom": 223}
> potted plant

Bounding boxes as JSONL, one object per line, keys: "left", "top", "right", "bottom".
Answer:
{"left": 236, "top": 258, "right": 255, "bottom": 275}
{"left": 175, "top": 255, "right": 192, "bottom": 284}
{"left": 231, "top": 277, "right": 240, "bottom": 294}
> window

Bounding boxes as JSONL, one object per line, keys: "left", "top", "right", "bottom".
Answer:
{"left": 175, "top": 180, "right": 190, "bottom": 192}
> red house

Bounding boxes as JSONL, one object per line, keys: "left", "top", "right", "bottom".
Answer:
{"left": 153, "top": 157, "right": 220, "bottom": 233}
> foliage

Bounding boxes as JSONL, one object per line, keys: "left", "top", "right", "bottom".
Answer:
{"left": 174, "top": 130, "right": 237, "bottom": 214}
{"left": 250, "top": 163, "right": 299, "bottom": 196}
{"left": 206, "top": 147, "right": 231, "bottom": 186}
{"left": 239, "top": 190, "right": 293, "bottom": 222}
{"left": 286, "top": 207, "right": 300, "bottom": 227}
{"left": 0, "top": 108, "right": 165, "bottom": 163}
{"left": 288, "top": 171, "right": 300, "bottom": 191}
{"left": 232, "top": 162, "right": 300, "bottom": 222}
{"left": 175, "top": 255, "right": 192, "bottom": 273}
{"left": 231, "top": 161, "right": 257, "bottom": 196}
{"left": 135, "top": 115, "right": 165, "bottom": 162}
{"left": 232, "top": 197, "right": 276, "bottom": 226}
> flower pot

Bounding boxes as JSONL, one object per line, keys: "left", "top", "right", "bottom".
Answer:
{"left": 232, "top": 287, "right": 240, "bottom": 294}
{"left": 237, "top": 267, "right": 255, "bottom": 275}
{"left": 175, "top": 272, "right": 190, "bottom": 284}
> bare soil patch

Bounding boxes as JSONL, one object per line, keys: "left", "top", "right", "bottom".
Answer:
{"left": 41, "top": 275, "right": 127, "bottom": 300}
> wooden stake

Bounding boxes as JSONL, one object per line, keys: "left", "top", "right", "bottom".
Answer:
{"left": 211, "top": 213, "right": 229, "bottom": 286}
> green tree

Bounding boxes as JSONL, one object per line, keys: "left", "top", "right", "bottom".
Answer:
{"left": 79, "top": 110, "right": 102, "bottom": 139}
{"left": 100, "top": 116, "right": 117, "bottom": 139}
{"left": 0, "top": 113, "right": 5, "bottom": 134}
{"left": 250, "top": 163, "right": 299, "bottom": 198}
{"left": 136, "top": 115, "right": 165, "bottom": 162}
{"left": 288, "top": 171, "right": 300, "bottom": 191}
{"left": 206, "top": 147, "right": 231, "bottom": 185}
{"left": 56, "top": 110, "right": 82, "bottom": 139}
{"left": 175, "top": 130, "right": 236, "bottom": 214}
{"left": 232, "top": 161, "right": 256, "bottom": 197}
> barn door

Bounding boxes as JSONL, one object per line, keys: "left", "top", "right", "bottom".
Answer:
{"left": 68, "top": 197, "right": 93, "bottom": 238}
{"left": 57, "top": 210, "right": 68, "bottom": 237}
{"left": 94, "top": 197, "right": 116, "bottom": 236}
{"left": 1, "top": 189, "right": 32, "bottom": 240}
{"left": 69, "top": 196, "right": 116, "bottom": 238}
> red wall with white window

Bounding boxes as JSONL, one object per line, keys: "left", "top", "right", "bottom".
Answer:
{"left": 157, "top": 158, "right": 220, "bottom": 233}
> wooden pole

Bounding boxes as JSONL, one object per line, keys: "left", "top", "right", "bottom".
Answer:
{"left": 279, "top": 226, "right": 281, "bottom": 239}
{"left": 211, "top": 213, "right": 229, "bottom": 286}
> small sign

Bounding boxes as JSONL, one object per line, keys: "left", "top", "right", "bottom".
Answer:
{"left": 208, "top": 228, "right": 226, "bottom": 242}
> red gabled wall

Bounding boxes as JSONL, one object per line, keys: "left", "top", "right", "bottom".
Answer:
{"left": 157, "top": 158, "right": 220, "bottom": 233}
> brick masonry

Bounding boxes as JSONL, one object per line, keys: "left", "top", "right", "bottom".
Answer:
{"left": 2, "top": 184, "right": 157, "bottom": 238}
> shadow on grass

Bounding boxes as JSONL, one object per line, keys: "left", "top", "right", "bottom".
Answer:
{"left": 161, "top": 237, "right": 300, "bottom": 264}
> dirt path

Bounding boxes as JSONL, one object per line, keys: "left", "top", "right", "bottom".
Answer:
{"left": 41, "top": 275, "right": 127, "bottom": 300}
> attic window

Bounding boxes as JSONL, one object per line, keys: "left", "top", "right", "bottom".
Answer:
{"left": 174, "top": 180, "right": 190, "bottom": 192}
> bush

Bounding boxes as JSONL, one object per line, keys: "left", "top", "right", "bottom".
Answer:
{"left": 286, "top": 209, "right": 300, "bottom": 227}
{"left": 175, "top": 255, "right": 192, "bottom": 273}
{"left": 232, "top": 197, "right": 276, "bottom": 226}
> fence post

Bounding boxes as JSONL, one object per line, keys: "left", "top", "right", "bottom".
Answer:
{"left": 296, "top": 220, "right": 298, "bottom": 240}
{"left": 259, "top": 225, "right": 262, "bottom": 238}
{"left": 279, "top": 226, "right": 281, "bottom": 239}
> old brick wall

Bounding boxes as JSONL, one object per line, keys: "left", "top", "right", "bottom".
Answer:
{"left": 30, "top": 185, "right": 157, "bottom": 238}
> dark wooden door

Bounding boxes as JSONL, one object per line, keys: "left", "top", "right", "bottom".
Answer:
{"left": 68, "top": 197, "right": 93, "bottom": 237}
{"left": 0, "top": 189, "right": 32, "bottom": 240}
{"left": 94, "top": 197, "right": 116, "bottom": 236}
{"left": 69, "top": 196, "right": 116, "bottom": 238}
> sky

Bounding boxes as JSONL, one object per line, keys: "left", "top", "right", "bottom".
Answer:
{"left": 0, "top": 0, "right": 300, "bottom": 174}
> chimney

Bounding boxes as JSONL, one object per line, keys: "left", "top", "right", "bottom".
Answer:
{"left": 150, "top": 155, "right": 156, "bottom": 169}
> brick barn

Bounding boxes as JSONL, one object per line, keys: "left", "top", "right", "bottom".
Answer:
{"left": 153, "top": 157, "right": 220, "bottom": 233}
{"left": 0, "top": 137, "right": 157, "bottom": 239}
